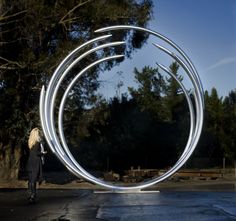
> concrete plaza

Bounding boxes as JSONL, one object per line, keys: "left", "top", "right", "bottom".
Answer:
{"left": 0, "top": 188, "right": 236, "bottom": 221}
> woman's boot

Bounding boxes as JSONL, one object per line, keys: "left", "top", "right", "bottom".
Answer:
{"left": 28, "top": 182, "right": 36, "bottom": 203}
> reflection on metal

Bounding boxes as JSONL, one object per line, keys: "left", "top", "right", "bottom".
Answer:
{"left": 40, "top": 25, "right": 204, "bottom": 190}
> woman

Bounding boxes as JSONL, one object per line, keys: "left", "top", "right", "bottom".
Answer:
{"left": 27, "top": 127, "right": 46, "bottom": 203}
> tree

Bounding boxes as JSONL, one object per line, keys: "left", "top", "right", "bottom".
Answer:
{"left": 0, "top": 0, "right": 153, "bottom": 179}
{"left": 126, "top": 64, "right": 188, "bottom": 168}
{"left": 128, "top": 66, "right": 166, "bottom": 119}
{"left": 222, "top": 90, "right": 236, "bottom": 160}
{"left": 69, "top": 64, "right": 187, "bottom": 172}
{"left": 163, "top": 62, "right": 185, "bottom": 121}
{"left": 194, "top": 88, "right": 224, "bottom": 163}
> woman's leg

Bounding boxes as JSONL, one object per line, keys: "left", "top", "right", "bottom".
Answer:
{"left": 28, "top": 172, "right": 37, "bottom": 202}
{"left": 28, "top": 172, "right": 32, "bottom": 199}
{"left": 30, "top": 182, "right": 36, "bottom": 201}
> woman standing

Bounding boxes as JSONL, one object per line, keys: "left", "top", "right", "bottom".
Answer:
{"left": 27, "top": 127, "right": 46, "bottom": 203}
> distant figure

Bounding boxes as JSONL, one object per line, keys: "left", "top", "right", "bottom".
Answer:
{"left": 27, "top": 127, "right": 47, "bottom": 203}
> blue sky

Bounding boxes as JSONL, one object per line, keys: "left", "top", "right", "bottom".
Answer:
{"left": 98, "top": 0, "right": 236, "bottom": 98}
{"left": 151, "top": 0, "right": 236, "bottom": 97}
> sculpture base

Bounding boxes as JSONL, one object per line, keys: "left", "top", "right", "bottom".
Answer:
{"left": 94, "top": 189, "right": 160, "bottom": 194}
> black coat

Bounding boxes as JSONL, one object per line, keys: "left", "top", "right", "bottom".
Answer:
{"left": 27, "top": 142, "right": 43, "bottom": 183}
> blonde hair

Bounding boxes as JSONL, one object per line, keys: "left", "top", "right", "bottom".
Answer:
{"left": 28, "top": 127, "right": 42, "bottom": 149}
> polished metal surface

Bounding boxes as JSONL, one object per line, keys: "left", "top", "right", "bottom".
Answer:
{"left": 40, "top": 25, "right": 204, "bottom": 190}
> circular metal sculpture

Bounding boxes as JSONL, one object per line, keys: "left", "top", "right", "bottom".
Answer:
{"left": 39, "top": 25, "right": 204, "bottom": 190}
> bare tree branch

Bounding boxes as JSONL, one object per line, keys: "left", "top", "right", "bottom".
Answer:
{"left": 60, "top": 16, "right": 82, "bottom": 24}
{"left": 0, "top": 56, "right": 26, "bottom": 70}
{"left": 0, "top": 17, "right": 25, "bottom": 26}
{"left": 0, "top": 56, "right": 17, "bottom": 63}
{"left": 59, "top": 0, "right": 92, "bottom": 24}
{"left": 0, "top": 10, "right": 27, "bottom": 22}
{"left": 0, "top": 66, "right": 20, "bottom": 70}
{"left": 0, "top": 27, "right": 19, "bottom": 34}
{"left": 0, "top": 39, "right": 19, "bottom": 45}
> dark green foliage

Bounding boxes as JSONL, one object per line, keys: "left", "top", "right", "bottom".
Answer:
{"left": 129, "top": 66, "right": 166, "bottom": 119}
{"left": 221, "top": 90, "right": 236, "bottom": 159}
{"left": 67, "top": 64, "right": 236, "bottom": 173}
{"left": 66, "top": 64, "right": 189, "bottom": 172}
{"left": 193, "top": 88, "right": 236, "bottom": 165}
{"left": 0, "top": 0, "right": 153, "bottom": 179}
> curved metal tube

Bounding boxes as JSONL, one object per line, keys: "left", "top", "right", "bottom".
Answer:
{"left": 39, "top": 25, "right": 204, "bottom": 190}
{"left": 95, "top": 25, "right": 204, "bottom": 107}
{"left": 44, "top": 34, "right": 112, "bottom": 152}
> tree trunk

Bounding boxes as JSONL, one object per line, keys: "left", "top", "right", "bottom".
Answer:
{"left": 0, "top": 143, "right": 21, "bottom": 180}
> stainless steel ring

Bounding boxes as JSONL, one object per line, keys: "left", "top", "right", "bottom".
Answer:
{"left": 40, "top": 25, "right": 204, "bottom": 190}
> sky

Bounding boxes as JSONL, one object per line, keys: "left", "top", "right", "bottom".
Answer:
{"left": 151, "top": 0, "right": 236, "bottom": 97}
{"left": 99, "top": 0, "right": 236, "bottom": 99}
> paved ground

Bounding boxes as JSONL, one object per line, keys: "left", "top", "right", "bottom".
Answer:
{"left": 0, "top": 189, "right": 236, "bottom": 221}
